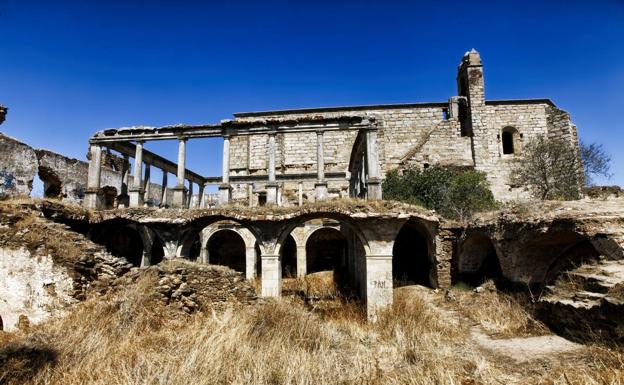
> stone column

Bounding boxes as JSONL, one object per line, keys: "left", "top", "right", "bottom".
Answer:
{"left": 118, "top": 154, "right": 130, "bottom": 208}
{"left": 187, "top": 181, "right": 194, "bottom": 208}
{"left": 266, "top": 132, "right": 278, "bottom": 205}
{"left": 160, "top": 171, "right": 168, "bottom": 207}
{"left": 218, "top": 135, "right": 232, "bottom": 205}
{"left": 245, "top": 246, "right": 256, "bottom": 280}
{"left": 199, "top": 245, "right": 210, "bottom": 264}
{"left": 172, "top": 138, "right": 187, "bottom": 208}
{"left": 296, "top": 245, "right": 306, "bottom": 278}
{"left": 364, "top": 254, "right": 393, "bottom": 321}
{"left": 142, "top": 163, "right": 151, "bottom": 205}
{"left": 129, "top": 141, "right": 144, "bottom": 207}
{"left": 365, "top": 129, "right": 382, "bottom": 200}
{"left": 198, "top": 183, "right": 205, "bottom": 208}
{"left": 84, "top": 144, "right": 102, "bottom": 209}
{"left": 314, "top": 130, "right": 328, "bottom": 201}
{"left": 261, "top": 253, "right": 281, "bottom": 297}
{"left": 298, "top": 181, "right": 303, "bottom": 206}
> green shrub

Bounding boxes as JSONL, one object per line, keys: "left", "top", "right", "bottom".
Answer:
{"left": 382, "top": 166, "right": 497, "bottom": 220}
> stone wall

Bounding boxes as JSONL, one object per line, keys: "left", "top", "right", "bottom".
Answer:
{"left": 0, "top": 132, "right": 173, "bottom": 207}
{"left": 228, "top": 50, "right": 581, "bottom": 203}
{"left": 0, "top": 133, "right": 38, "bottom": 198}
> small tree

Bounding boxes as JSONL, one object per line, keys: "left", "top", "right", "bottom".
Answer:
{"left": 580, "top": 140, "right": 612, "bottom": 185}
{"left": 511, "top": 135, "right": 581, "bottom": 200}
{"left": 383, "top": 166, "right": 496, "bottom": 220}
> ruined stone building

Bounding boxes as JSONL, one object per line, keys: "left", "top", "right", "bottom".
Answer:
{"left": 83, "top": 49, "right": 581, "bottom": 209}
{"left": 1, "top": 50, "right": 604, "bottom": 325}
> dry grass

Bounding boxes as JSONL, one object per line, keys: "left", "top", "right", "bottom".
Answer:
{"left": 1, "top": 277, "right": 623, "bottom": 384}
{"left": 449, "top": 281, "right": 549, "bottom": 338}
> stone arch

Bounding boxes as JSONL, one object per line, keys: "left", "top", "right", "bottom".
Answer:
{"left": 205, "top": 229, "right": 247, "bottom": 273}
{"left": 455, "top": 232, "right": 503, "bottom": 286}
{"left": 275, "top": 213, "right": 370, "bottom": 257}
{"left": 514, "top": 230, "right": 600, "bottom": 285}
{"left": 392, "top": 219, "right": 436, "bottom": 288}
{"left": 501, "top": 126, "right": 521, "bottom": 155}
{"left": 305, "top": 227, "right": 347, "bottom": 274}
{"left": 196, "top": 220, "right": 259, "bottom": 279}
{"left": 179, "top": 216, "right": 266, "bottom": 261}
{"left": 270, "top": 213, "right": 370, "bottom": 298}
{"left": 282, "top": 234, "right": 298, "bottom": 278}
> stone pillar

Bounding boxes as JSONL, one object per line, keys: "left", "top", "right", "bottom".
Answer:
{"left": 298, "top": 181, "right": 303, "bottom": 206}
{"left": 365, "top": 129, "right": 382, "bottom": 200}
{"left": 218, "top": 135, "right": 232, "bottom": 205}
{"left": 365, "top": 254, "right": 393, "bottom": 321}
{"left": 118, "top": 154, "right": 130, "bottom": 208}
{"left": 245, "top": 246, "right": 256, "bottom": 280}
{"left": 200, "top": 241, "right": 209, "bottom": 264}
{"left": 129, "top": 141, "right": 144, "bottom": 207}
{"left": 84, "top": 144, "right": 102, "bottom": 209}
{"left": 187, "top": 181, "right": 194, "bottom": 208}
{"left": 142, "top": 163, "right": 151, "bottom": 205}
{"left": 198, "top": 183, "right": 205, "bottom": 208}
{"left": 172, "top": 138, "right": 187, "bottom": 208}
{"left": 315, "top": 130, "right": 327, "bottom": 201}
{"left": 266, "top": 132, "right": 278, "bottom": 205}
{"left": 161, "top": 172, "right": 168, "bottom": 207}
{"left": 296, "top": 245, "right": 306, "bottom": 278}
{"left": 261, "top": 253, "right": 281, "bottom": 297}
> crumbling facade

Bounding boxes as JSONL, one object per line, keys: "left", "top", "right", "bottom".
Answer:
{"left": 83, "top": 49, "right": 582, "bottom": 209}
{"left": 0, "top": 50, "right": 596, "bottom": 323}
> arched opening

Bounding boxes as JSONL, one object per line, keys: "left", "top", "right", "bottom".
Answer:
{"left": 0, "top": 314, "right": 3, "bottom": 331}
{"left": 501, "top": 127, "right": 520, "bottom": 155}
{"left": 456, "top": 234, "right": 503, "bottom": 286}
{"left": 543, "top": 239, "right": 600, "bottom": 284}
{"left": 38, "top": 166, "right": 62, "bottom": 198}
{"left": 282, "top": 234, "right": 297, "bottom": 278}
{"left": 206, "top": 229, "right": 246, "bottom": 273}
{"left": 151, "top": 235, "right": 164, "bottom": 265}
{"left": 92, "top": 222, "right": 144, "bottom": 267}
{"left": 305, "top": 227, "right": 346, "bottom": 274}
{"left": 392, "top": 221, "right": 433, "bottom": 287}
{"left": 98, "top": 186, "right": 117, "bottom": 209}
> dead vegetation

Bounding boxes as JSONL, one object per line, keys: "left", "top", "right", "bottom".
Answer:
{"left": 447, "top": 281, "right": 549, "bottom": 338}
{"left": 1, "top": 277, "right": 623, "bottom": 385}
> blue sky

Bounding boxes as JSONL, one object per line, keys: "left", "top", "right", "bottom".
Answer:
{"left": 1, "top": 0, "right": 623, "bottom": 188}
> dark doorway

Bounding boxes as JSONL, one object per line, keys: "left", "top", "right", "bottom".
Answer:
{"left": 306, "top": 228, "right": 346, "bottom": 274}
{"left": 151, "top": 235, "right": 164, "bottom": 265}
{"left": 392, "top": 221, "right": 432, "bottom": 287}
{"left": 96, "top": 224, "right": 144, "bottom": 267}
{"left": 207, "top": 230, "right": 246, "bottom": 273}
{"left": 502, "top": 131, "right": 514, "bottom": 154}
{"left": 282, "top": 234, "right": 297, "bottom": 278}
{"left": 456, "top": 235, "right": 502, "bottom": 286}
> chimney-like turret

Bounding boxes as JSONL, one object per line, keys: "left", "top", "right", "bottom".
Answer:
{"left": 457, "top": 49, "right": 485, "bottom": 107}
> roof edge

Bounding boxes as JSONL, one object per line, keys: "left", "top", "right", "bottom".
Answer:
{"left": 233, "top": 102, "right": 449, "bottom": 117}
{"left": 234, "top": 98, "right": 556, "bottom": 117}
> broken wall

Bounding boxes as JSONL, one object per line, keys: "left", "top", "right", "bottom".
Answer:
{"left": 0, "top": 133, "right": 38, "bottom": 198}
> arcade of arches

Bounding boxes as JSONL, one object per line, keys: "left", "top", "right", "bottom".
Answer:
{"left": 86, "top": 209, "right": 624, "bottom": 319}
